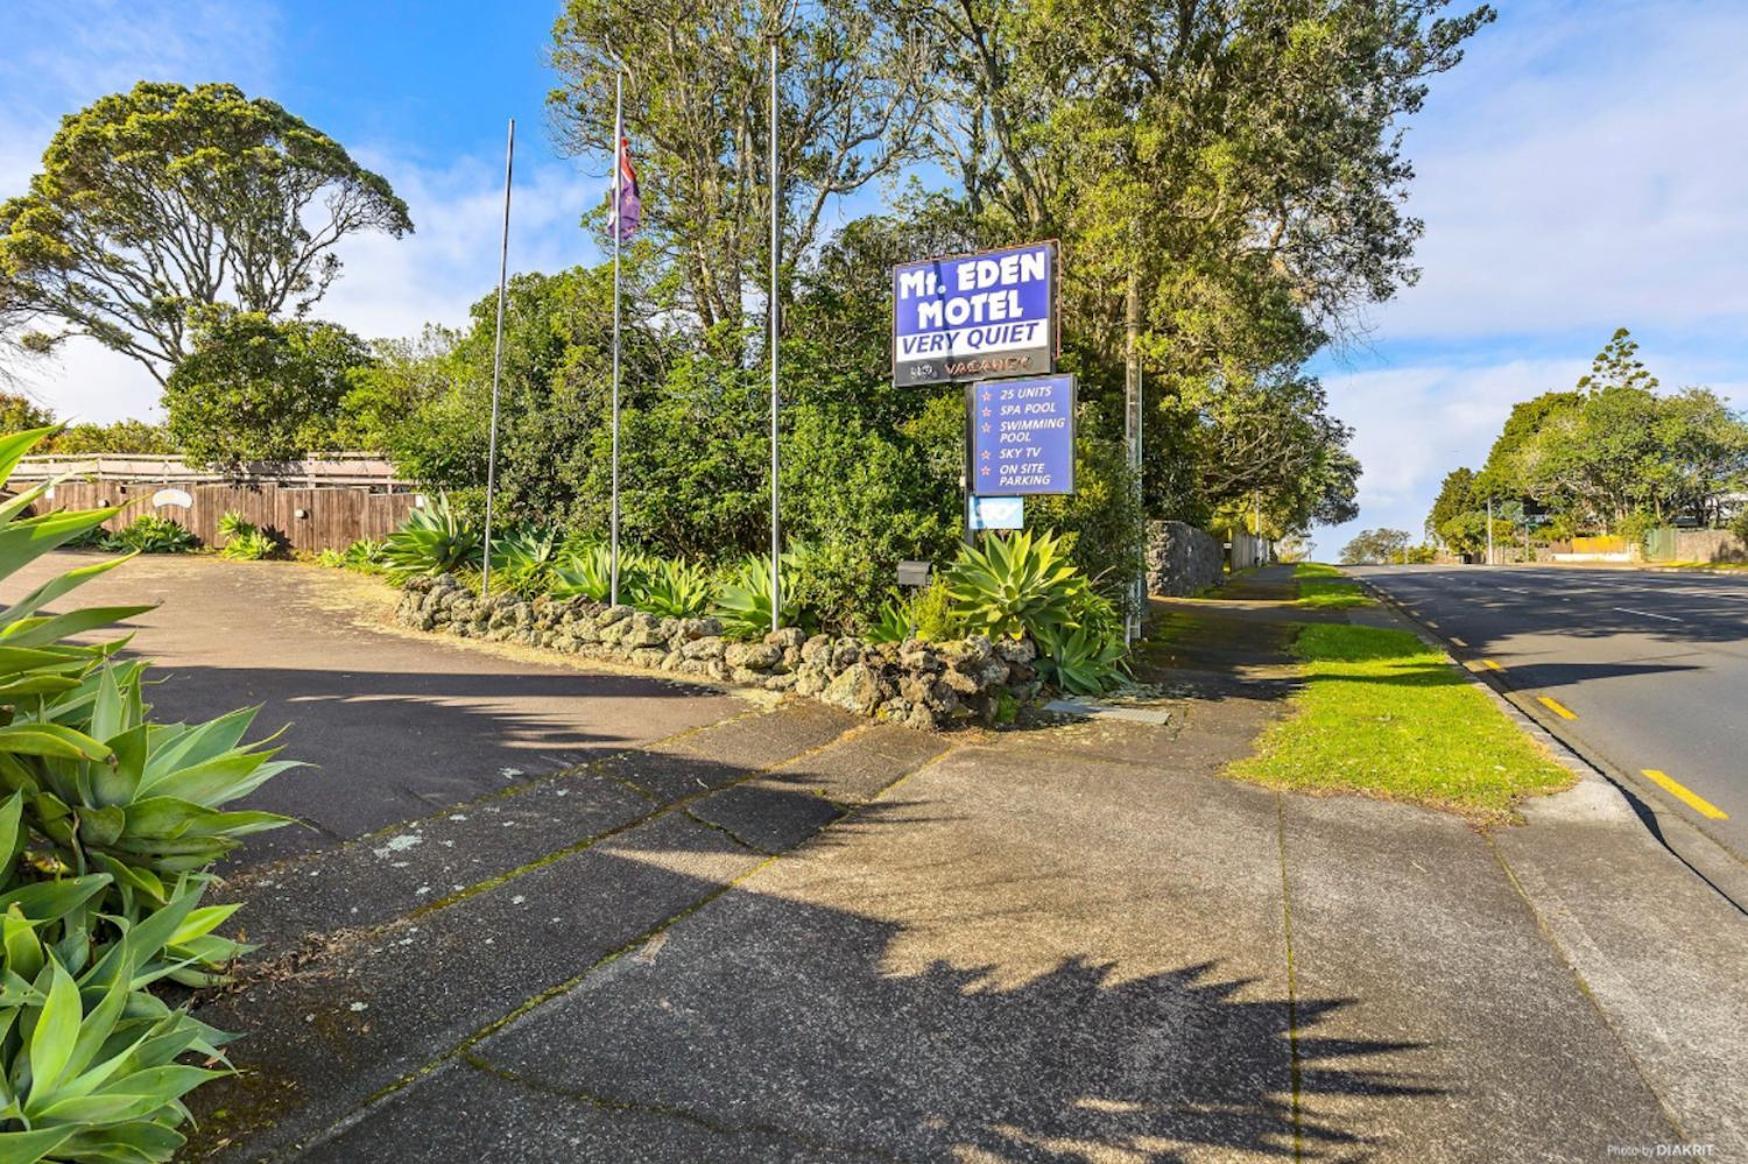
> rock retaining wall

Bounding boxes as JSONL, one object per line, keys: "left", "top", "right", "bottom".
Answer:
{"left": 397, "top": 574, "right": 1040, "bottom": 730}
{"left": 1146, "top": 521, "right": 1223, "bottom": 596}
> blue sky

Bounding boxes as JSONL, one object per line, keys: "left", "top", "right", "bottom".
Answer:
{"left": 3, "top": 1, "right": 1745, "bottom": 552}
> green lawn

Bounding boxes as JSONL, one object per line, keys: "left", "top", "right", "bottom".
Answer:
{"left": 1229, "top": 623, "right": 1572, "bottom": 821}
{"left": 1293, "top": 562, "right": 1373, "bottom": 609}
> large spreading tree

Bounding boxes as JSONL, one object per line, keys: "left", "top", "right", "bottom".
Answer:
{"left": 0, "top": 81, "right": 412, "bottom": 384}
{"left": 1430, "top": 329, "right": 1748, "bottom": 539}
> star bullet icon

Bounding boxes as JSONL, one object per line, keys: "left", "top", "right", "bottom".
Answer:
{"left": 981, "top": 391, "right": 993, "bottom": 402}
{"left": 981, "top": 424, "right": 991, "bottom": 433}
{"left": 980, "top": 466, "right": 991, "bottom": 476}
{"left": 982, "top": 408, "right": 992, "bottom": 418}
{"left": 980, "top": 450, "right": 991, "bottom": 460}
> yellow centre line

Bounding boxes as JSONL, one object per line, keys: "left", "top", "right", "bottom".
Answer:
{"left": 1481, "top": 659, "right": 1503, "bottom": 671}
{"left": 1641, "top": 769, "right": 1730, "bottom": 820}
{"left": 1537, "top": 695, "right": 1578, "bottom": 720}
{"left": 1449, "top": 635, "right": 1468, "bottom": 647}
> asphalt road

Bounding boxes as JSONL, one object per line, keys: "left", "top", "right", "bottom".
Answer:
{"left": 1354, "top": 564, "right": 1748, "bottom": 873}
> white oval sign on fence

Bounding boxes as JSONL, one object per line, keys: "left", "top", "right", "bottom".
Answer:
{"left": 151, "top": 488, "right": 194, "bottom": 509}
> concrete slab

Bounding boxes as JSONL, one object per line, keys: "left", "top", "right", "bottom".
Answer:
{"left": 1495, "top": 801, "right": 1748, "bottom": 1156}
{"left": 1279, "top": 793, "right": 1674, "bottom": 1160}
{"left": 302, "top": 1060, "right": 879, "bottom": 1163}
{"left": 474, "top": 743, "right": 1302, "bottom": 1161}
{"left": 189, "top": 813, "right": 765, "bottom": 1158}
{"left": 597, "top": 700, "right": 859, "bottom": 803}
{"left": 690, "top": 781, "right": 844, "bottom": 853}
{"left": 218, "top": 771, "right": 653, "bottom": 954}
{"left": 763, "top": 722, "right": 952, "bottom": 805}
{"left": 688, "top": 724, "right": 949, "bottom": 853}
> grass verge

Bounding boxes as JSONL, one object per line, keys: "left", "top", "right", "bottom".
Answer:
{"left": 1229, "top": 623, "right": 1572, "bottom": 822}
{"left": 1293, "top": 562, "right": 1373, "bottom": 609}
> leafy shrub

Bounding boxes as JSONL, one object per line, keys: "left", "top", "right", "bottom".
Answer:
{"left": 945, "top": 530, "right": 1082, "bottom": 640}
{"left": 633, "top": 557, "right": 712, "bottom": 619}
{"left": 344, "top": 538, "right": 386, "bottom": 573}
{"left": 863, "top": 579, "right": 962, "bottom": 644}
{"left": 382, "top": 493, "right": 481, "bottom": 581}
{"left": 104, "top": 515, "right": 198, "bottom": 554}
{"left": 217, "top": 511, "right": 277, "bottom": 560}
{"left": 712, "top": 551, "right": 817, "bottom": 639}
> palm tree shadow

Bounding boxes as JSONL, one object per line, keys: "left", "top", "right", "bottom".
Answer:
{"left": 460, "top": 854, "right": 1440, "bottom": 1162}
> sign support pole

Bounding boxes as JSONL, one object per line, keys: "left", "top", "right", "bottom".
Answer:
{"left": 609, "top": 73, "right": 624, "bottom": 606}
{"left": 768, "top": 38, "right": 782, "bottom": 633}
{"left": 481, "top": 117, "right": 514, "bottom": 598}
{"left": 962, "top": 382, "right": 975, "bottom": 546}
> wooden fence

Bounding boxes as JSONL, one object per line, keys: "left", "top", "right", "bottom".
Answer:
{"left": 33, "top": 477, "right": 418, "bottom": 554}
{"left": 9, "top": 453, "right": 398, "bottom": 488}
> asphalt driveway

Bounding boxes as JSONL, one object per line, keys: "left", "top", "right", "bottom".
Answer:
{"left": 0, "top": 552, "right": 748, "bottom": 865}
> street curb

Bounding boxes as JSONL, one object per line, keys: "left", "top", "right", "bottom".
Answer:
{"left": 1351, "top": 573, "right": 1748, "bottom": 914}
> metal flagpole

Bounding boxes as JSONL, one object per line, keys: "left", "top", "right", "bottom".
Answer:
{"left": 610, "top": 73, "right": 624, "bottom": 607}
{"left": 1126, "top": 363, "right": 1143, "bottom": 643}
{"left": 481, "top": 117, "right": 515, "bottom": 597}
{"left": 768, "top": 38, "right": 781, "bottom": 634}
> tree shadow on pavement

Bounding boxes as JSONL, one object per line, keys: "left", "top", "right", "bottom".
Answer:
{"left": 147, "top": 663, "right": 741, "bottom": 865}
{"left": 401, "top": 851, "right": 1444, "bottom": 1164}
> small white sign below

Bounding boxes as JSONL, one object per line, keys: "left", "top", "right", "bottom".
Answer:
{"left": 968, "top": 495, "right": 1024, "bottom": 531}
{"left": 151, "top": 488, "right": 194, "bottom": 510}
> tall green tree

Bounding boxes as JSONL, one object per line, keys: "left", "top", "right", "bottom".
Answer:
{"left": 162, "top": 309, "right": 372, "bottom": 467}
{"left": 1453, "top": 329, "right": 1748, "bottom": 535}
{"left": 0, "top": 82, "right": 412, "bottom": 383}
{"left": 547, "top": 0, "right": 927, "bottom": 350}
{"left": 1340, "top": 528, "right": 1413, "bottom": 565}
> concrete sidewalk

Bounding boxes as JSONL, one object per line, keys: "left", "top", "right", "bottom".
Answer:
{"left": 17, "top": 555, "right": 1737, "bottom": 1159}
{"left": 294, "top": 569, "right": 1743, "bottom": 1161}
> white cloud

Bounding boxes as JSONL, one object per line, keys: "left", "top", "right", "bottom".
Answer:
{"left": 321, "top": 148, "right": 604, "bottom": 342}
{"left": 1320, "top": 357, "right": 1584, "bottom": 547}
{"left": 1372, "top": 1, "right": 1748, "bottom": 339}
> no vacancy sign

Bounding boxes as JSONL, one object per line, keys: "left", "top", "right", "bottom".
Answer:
{"left": 892, "top": 242, "right": 1056, "bottom": 387}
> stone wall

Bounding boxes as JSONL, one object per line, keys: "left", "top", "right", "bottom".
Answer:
{"left": 1146, "top": 521, "right": 1223, "bottom": 596}
{"left": 1662, "top": 529, "right": 1746, "bottom": 564}
{"left": 397, "top": 574, "right": 1041, "bottom": 730}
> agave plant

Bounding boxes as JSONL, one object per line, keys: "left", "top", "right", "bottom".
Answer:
{"left": 711, "top": 551, "right": 813, "bottom": 640}
{"left": 945, "top": 530, "right": 1084, "bottom": 640}
{"left": 632, "top": 558, "right": 712, "bottom": 619}
{"left": 0, "top": 428, "right": 294, "bottom": 973}
{"left": 381, "top": 494, "right": 481, "bottom": 581}
{"left": 862, "top": 592, "right": 912, "bottom": 645}
{"left": 0, "top": 805, "right": 237, "bottom": 1162}
{"left": 487, "top": 527, "right": 561, "bottom": 595}
{"left": 341, "top": 538, "right": 386, "bottom": 573}
{"left": 549, "top": 540, "right": 644, "bottom": 604}
{"left": 216, "top": 514, "right": 275, "bottom": 562}
{"left": 1035, "top": 621, "right": 1129, "bottom": 695}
